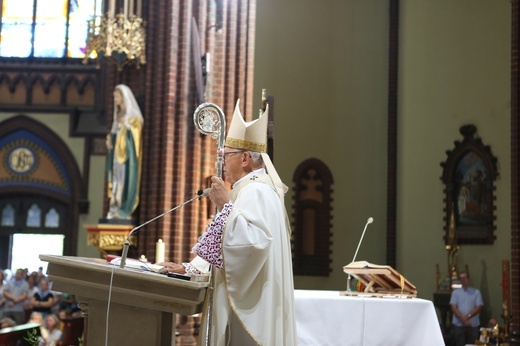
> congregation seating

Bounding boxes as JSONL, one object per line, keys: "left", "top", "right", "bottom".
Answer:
{"left": 0, "top": 322, "right": 41, "bottom": 346}
{"left": 57, "top": 316, "right": 84, "bottom": 346}
{"left": 1, "top": 267, "right": 84, "bottom": 346}
{"left": 0, "top": 317, "right": 84, "bottom": 346}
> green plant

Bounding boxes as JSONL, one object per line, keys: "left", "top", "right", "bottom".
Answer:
{"left": 23, "top": 328, "right": 39, "bottom": 346}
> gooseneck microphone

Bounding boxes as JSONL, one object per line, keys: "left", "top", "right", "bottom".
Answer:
{"left": 351, "top": 217, "right": 374, "bottom": 264}
{"left": 347, "top": 217, "right": 374, "bottom": 292}
{"left": 118, "top": 188, "right": 212, "bottom": 269}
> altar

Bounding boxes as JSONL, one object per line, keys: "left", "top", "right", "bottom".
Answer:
{"left": 295, "top": 289, "right": 444, "bottom": 346}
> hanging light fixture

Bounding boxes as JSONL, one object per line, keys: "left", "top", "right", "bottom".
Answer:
{"left": 83, "top": 0, "right": 146, "bottom": 71}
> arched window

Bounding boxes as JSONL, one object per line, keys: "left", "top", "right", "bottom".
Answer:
{"left": 45, "top": 208, "right": 60, "bottom": 228}
{"left": 1, "top": 204, "right": 15, "bottom": 226}
{"left": 27, "top": 204, "right": 42, "bottom": 227}
{"left": 0, "top": 0, "right": 102, "bottom": 59}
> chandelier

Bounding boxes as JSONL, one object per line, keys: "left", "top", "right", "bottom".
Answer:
{"left": 83, "top": 0, "right": 146, "bottom": 71}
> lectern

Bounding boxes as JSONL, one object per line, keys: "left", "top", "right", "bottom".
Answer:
{"left": 40, "top": 255, "right": 208, "bottom": 346}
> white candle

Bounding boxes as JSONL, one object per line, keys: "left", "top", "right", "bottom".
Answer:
{"left": 137, "top": 0, "right": 142, "bottom": 17}
{"left": 124, "top": 0, "right": 128, "bottom": 18}
{"left": 109, "top": 0, "right": 115, "bottom": 17}
{"left": 129, "top": 0, "right": 134, "bottom": 17}
{"left": 156, "top": 239, "right": 165, "bottom": 263}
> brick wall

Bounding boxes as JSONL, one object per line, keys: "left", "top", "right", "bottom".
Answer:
{"left": 511, "top": 0, "right": 520, "bottom": 334}
{"left": 102, "top": 0, "right": 257, "bottom": 268}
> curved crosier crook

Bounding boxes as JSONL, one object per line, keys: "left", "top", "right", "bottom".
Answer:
{"left": 193, "top": 102, "right": 226, "bottom": 179}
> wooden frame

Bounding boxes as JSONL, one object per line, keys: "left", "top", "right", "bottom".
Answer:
{"left": 440, "top": 125, "right": 498, "bottom": 244}
{"left": 291, "top": 158, "right": 334, "bottom": 276}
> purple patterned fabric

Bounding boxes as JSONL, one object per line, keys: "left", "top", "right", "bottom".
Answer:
{"left": 183, "top": 262, "right": 200, "bottom": 274}
{"left": 182, "top": 202, "right": 233, "bottom": 272}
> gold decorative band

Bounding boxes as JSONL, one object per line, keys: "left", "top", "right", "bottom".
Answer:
{"left": 225, "top": 137, "right": 267, "bottom": 153}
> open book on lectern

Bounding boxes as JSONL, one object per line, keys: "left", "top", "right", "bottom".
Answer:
{"left": 107, "top": 254, "right": 168, "bottom": 273}
{"left": 341, "top": 261, "right": 417, "bottom": 298}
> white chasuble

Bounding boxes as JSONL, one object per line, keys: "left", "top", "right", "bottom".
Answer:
{"left": 199, "top": 173, "right": 296, "bottom": 346}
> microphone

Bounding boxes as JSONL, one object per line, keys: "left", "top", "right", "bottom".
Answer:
{"left": 118, "top": 188, "right": 212, "bottom": 269}
{"left": 197, "top": 188, "right": 212, "bottom": 197}
{"left": 347, "top": 217, "right": 374, "bottom": 292}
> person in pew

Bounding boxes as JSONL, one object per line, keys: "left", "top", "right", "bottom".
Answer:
{"left": 158, "top": 101, "right": 296, "bottom": 345}
{"left": 36, "top": 267, "right": 45, "bottom": 287}
{"left": 0, "top": 317, "right": 16, "bottom": 329}
{"left": 24, "top": 274, "right": 39, "bottom": 313}
{"left": 57, "top": 292, "right": 77, "bottom": 316}
{"left": 0, "top": 271, "right": 6, "bottom": 319}
{"left": 39, "top": 314, "right": 62, "bottom": 346}
{"left": 30, "top": 278, "right": 54, "bottom": 318}
{"left": 49, "top": 291, "right": 62, "bottom": 316}
{"left": 29, "top": 311, "right": 44, "bottom": 326}
{"left": 3, "top": 269, "right": 29, "bottom": 325}
{"left": 450, "top": 271, "right": 483, "bottom": 346}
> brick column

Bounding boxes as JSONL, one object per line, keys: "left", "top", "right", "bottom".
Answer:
{"left": 511, "top": 0, "right": 520, "bottom": 336}
{"left": 386, "top": 0, "right": 399, "bottom": 269}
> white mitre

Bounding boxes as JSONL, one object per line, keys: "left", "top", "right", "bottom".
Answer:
{"left": 225, "top": 100, "right": 288, "bottom": 198}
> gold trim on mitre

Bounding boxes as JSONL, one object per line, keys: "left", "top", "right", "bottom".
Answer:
{"left": 224, "top": 99, "right": 268, "bottom": 153}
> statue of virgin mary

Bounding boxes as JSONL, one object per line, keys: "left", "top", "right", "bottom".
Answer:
{"left": 105, "top": 84, "right": 143, "bottom": 220}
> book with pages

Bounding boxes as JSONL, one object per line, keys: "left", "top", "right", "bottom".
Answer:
{"left": 341, "top": 260, "right": 417, "bottom": 298}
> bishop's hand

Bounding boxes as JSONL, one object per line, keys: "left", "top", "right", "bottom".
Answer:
{"left": 209, "top": 176, "right": 229, "bottom": 211}
{"left": 156, "top": 262, "right": 186, "bottom": 274}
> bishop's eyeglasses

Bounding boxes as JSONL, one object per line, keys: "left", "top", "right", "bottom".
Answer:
{"left": 223, "top": 150, "right": 243, "bottom": 161}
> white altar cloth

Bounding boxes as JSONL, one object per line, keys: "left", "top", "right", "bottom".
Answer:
{"left": 295, "top": 289, "right": 444, "bottom": 346}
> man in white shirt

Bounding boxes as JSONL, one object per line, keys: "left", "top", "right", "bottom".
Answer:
{"left": 3, "top": 269, "right": 29, "bottom": 325}
{"left": 450, "top": 272, "right": 483, "bottom": 346}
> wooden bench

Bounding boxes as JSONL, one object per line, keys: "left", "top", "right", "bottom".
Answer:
{"left": 57, "top": 316, "right": 84, "bottom": 346}
{"left": 0, "top": 323, "right": 41, "bottom": 346}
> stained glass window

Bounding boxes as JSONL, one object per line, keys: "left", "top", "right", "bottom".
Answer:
{"left": 1, "top": 204, "right": 15, "bottom": 227}
{"left": 27, "top": 204, "right": 41, "bottom": 227}
{"left": 0, "top": 0, "right": 103, "bottom": 58}
{"left": 44, "top": 208, "right": 60, "bottom": 228}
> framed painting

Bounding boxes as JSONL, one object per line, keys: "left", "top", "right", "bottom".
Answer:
{"left": 440, "top": 125, "right": 498, "bottom": 244}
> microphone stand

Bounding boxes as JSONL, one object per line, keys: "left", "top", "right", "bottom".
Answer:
{"left": 119, "top": 191, "right": 208, "bottom": 269}
{"left": 347, "top": 217, "right": 373, "bottom": 292}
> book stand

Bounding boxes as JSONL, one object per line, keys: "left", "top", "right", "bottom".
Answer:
{"left": 340, "top": 261, "right": 417, "bottom": 298}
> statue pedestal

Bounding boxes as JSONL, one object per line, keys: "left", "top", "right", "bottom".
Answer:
{"left": 84, "top": 224, "right": 137, "bottom": 258}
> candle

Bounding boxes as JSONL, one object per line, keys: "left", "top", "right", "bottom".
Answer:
{"left": 129, "top": 0, "right": 134, "bottom": 17}
{"left": 137, "top": 0, "right": 142, "bottom": 17}
{"left": 124, "top": 0, "right": 128, "bottom": 18}
{"left": 156, "top": 239, "right": 165, "bottom": 263}
{"left": 502, "top": 259, "right": 510, "bottom": 308}
{"left": 109, "top": 0, "right": 115, "bottom": 17}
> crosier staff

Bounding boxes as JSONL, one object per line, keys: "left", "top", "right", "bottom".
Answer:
{"left": 193, "top": 102, "right": 226, "bottom": 346}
